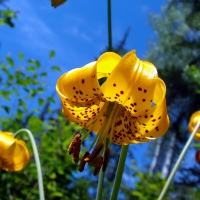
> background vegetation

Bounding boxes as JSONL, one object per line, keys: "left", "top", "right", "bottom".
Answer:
{"left": 1, "top": 0, "right": 200, "bottom": 199}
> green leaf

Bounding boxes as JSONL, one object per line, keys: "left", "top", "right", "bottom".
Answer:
{"left": 49, "top": 50, "right": 55, "bottom": 58}
{"left": 6, "top": 56, "right": 14, "bottom": 66}
{"left": 16, "top": 109, "right": 23, "bottom": 120}
{"left": 18, "top": 52, "right": 24, "bottom": 60}
{"left": 27, "top": 59, "right": 40, "bottom": 68}
{"left": 48, "top": 97, "right": 55, "bottom": 103}
{"left": 49, "top": 172, "right": 57, "bottom": 179}
{"left": 2, "top": 106, "right": 10, "bottom": 113}
{"left": 51, "top": 66, "right": 61, "bottom": 71}
{"left": 38, "top": 98, "right": 44, "bottom": 106}
{"left": 51, "top": 192, "right": 63, "bottom": 197}
{"left": 131, "top": 190, "right": 143, "bottom": 197}
{"left": 26, "top": 66, "right": 36, "bottom": 72}
{"left": 40, "top": 72, "right": 47, "bottom": 77}
{"left": 37, "top": 87, "right": 44, "bottom": 93}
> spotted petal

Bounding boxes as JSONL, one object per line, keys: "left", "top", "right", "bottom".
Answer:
{"left": 101, "top": 51, "right": 157, "bottom": 115}
{"left": 56, "top": 50, "right": 169, "bottom": 146}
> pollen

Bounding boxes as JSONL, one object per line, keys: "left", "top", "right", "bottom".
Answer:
{"left": 84, "top": 143, "right": 104, "bottom": 162}
{"left": 68, "top": 133, "right": 82, "bottom": 163}
{"left": 79, "top": 151, "right": 90, "bottom": 172}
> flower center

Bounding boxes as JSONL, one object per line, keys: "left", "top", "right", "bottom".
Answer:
{"left": 68, "top": 101, "right": 125, "bottom": 175}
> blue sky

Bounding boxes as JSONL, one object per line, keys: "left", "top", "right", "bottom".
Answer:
{"left": 1, "top": 0, "right": 166, "bottom": 171}
{"left": 1, "top": 0, "right": 165, "bottom": 71}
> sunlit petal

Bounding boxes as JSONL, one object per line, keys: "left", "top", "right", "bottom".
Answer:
{"left": 0, "top": 131, "right": 30, "bottom": 172}
{"left": 56, "top": 50, "right": 170, "bottom": 175}
{"left": 188, "top": 111, "right": 200, "bottom": 141}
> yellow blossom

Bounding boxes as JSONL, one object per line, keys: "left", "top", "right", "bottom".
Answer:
{"left": 188, "top": 111, "right": 200, "bottom": 140}
{"left": 0, "top": 131, "right": 30, "bottom": 172}
{"left": 56, "top": 50, "right": 170, "bottom": 174}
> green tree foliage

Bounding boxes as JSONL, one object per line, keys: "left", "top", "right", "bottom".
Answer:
{"left": 0, "top": 0, "right": 16, "bottom": 27}
{"left": 0, "top": 51, "right": 91, "bottom": 199}
{"left": 139, "top": 0, "right": 200, "bottom": 198}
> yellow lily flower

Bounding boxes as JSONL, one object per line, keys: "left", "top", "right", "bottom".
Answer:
{"left": 0, "top": 131, "right": 30, "bottom": 172}
{"left": 56, "top": 50, "right": 170, "bottom": 174}
{"left": 51, "top": 0, "right": 67, "bottom": 8}
{"left": 188, "top": 111, "right": 200, "bottom": 140}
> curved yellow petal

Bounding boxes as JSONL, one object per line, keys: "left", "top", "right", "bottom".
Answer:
{"left": 0, "top": 131, "right": 15, "bottom": 155}
{"left": 136, "top": 79, "right": 170, "bottom": 138}
{"left": 56, "top": 52, "right": 121, "bottom": 129}
{"left": 3, "top": 141, "right": 30, "bottom": 171}
{"left": 61, "top": 99, "right": 107, "bottom": 129}
{"left": 110, "top": 110, "right": 150, "bottom": 145}
{"left": 0, "top": 131, "right": 30, "bottom": 172}
{"left": 56, "top": 52, "right": 121, "bottom": 103}
{"left": 96, "top": 52, "right": 121, "bottom": 79}
{"left": 56, "top": 61, "right": 102, "bottom": 101}
{"left": 188, "top": 111, "right": 200, "bottom": 141}
{"left": 56, "top": 50, "right": 169, "bottom": 147}
{"left": 101, "top": 51, "right": 157, "bottom": 116}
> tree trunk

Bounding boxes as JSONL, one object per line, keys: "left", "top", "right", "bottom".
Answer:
{"left": 149, "top": 137, "right": 163, "bottom": 175}
{"left": 161, "top": 133, "right": 176, "bottom": 178}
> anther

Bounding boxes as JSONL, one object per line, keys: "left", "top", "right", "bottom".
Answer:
{"left": 93, "top": 163, "right": 103, "bottom": 176}
{"left": 68, "top": 133, "right": 81, "bottom": 155}
{"left": 79, "top": 151, "right": 90, "bottom": 172}
{"left": 88, "top": 156, "right": 103, "bottom": 168}
{"left": 103, "top": 148, "right": 110, "bottom": 172}
{"left": 84, "top": 143, "right": 104, "bottom": 162}
{"left": 68, "top": 133, "right": 81, "bottom": 163}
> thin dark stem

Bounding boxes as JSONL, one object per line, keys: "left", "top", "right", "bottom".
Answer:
{"left": 107, "top": 0, "right": 112, "bottom": 51}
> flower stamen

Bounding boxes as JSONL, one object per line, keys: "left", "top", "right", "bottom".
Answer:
{"left": 103, "top": 148, "right": 110, "bottom": 172}
{"left": 84, "top": 143, "right": 104, "bottom": 162}
{"left": 79, "top": 151, "right": 90, "bottom": 172}
{"left": 93, "top": 165, "right": 103, "bottom": 176}
{"left": 68, "top": 133, "right": 81, "bottom": 163}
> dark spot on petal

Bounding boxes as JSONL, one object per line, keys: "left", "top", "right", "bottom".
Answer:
{"left": 138, "top": 87, "right": 142, "bottom": 91}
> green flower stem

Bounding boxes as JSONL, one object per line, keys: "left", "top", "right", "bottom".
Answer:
{"left": 110, "top": 145, "right": 129, "bottom": 200}
{"left": 107, "top": 0, "right": 112, "bottom": 51}
{"left": 96, "top": 169, "right": 105, "bottom": 200}
{"left": 158, "top": 120, "right": 200, "bottom": 200}
{"left": 95, "top": 103, "right": 115, "bottom": 200}
{"left": 14, "top": 129, "right": 45, "bottom": 200}
{"left": 96, "top": 0, "right": 113, "bottom": 199}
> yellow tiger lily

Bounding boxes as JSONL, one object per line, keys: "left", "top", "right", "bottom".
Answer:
{"left": 0, "top": 131, "right": 30, "bottom": 172}
{"left": 56, "top": 50, "right": 170, "bottom": 174}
